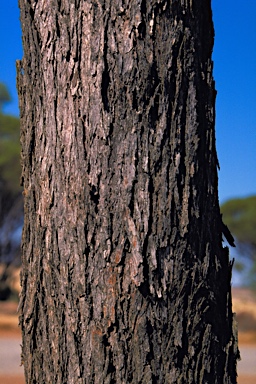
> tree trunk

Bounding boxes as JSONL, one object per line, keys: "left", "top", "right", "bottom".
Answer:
{"left": 18, "top": 1, "right": 239, "bottom": 383}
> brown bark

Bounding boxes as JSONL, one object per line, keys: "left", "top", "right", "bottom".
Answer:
{"left": 17, "top": 0, "right": 239, "bottom": 383}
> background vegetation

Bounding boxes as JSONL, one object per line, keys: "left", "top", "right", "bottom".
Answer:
{"left": 0, "top": 83, "right": 22, "bottom": 299}
{"left": 221, "top": 195, "right": 256, "bottom": 287}
{"left": 0, "top": 82, "right": 21, "bottom": 223}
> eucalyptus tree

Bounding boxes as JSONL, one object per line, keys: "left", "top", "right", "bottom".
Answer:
{"left": 18, "top": 1, "right": 238, "bottom": 382}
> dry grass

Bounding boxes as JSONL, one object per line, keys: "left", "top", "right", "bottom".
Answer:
{"left": 238, "top": 375, "right": 256, "bottom": 384}
{"left": 238, "top": 330, "right": 256, "bottom": 345}
{"left": 0, "top": 375, "right": 25, "bottom": 384}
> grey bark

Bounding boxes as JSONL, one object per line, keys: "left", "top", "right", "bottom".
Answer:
{"left": 17, "top": 0, "right": 239, "bottom": 383}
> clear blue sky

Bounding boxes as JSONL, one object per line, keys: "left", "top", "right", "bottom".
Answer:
{"left": 0, "top": 1, "right": 255, "bottom": 204}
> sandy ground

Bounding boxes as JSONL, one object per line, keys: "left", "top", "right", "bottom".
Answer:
{"left": 1, "top": 288, "right": 256, "bottom": 384}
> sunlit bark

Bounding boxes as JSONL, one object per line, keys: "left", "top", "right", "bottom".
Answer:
{"left": 18, "top": 1, "right": 238, "bottom": 382}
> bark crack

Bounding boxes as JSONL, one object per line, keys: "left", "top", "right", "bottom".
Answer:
{"left": 101, "top": 12, "right": 110, "bottom": 112}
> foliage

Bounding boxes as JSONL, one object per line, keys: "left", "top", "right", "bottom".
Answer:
{"left": 0, "top": 86, "right": 22, "bottom": 268}
{"left": 221, "top": 195, "right": 256, "bottom": 259}
{"left": 221, "top": 196, "right": 256, "bottom": 287}
{"left": 0, "top": 112, "right": 21, "bottom": 194}
{"left": 0, "top": 82, "right": 11, "bottom": 112}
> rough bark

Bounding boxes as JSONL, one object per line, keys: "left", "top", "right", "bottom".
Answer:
{"left": 18, "top": 0, "right": 239, "bottom": 383}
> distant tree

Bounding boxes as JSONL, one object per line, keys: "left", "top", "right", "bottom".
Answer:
{"left": 221, "top": 196, "right": 256, "bottom": 260}
{"left": 0, "top": 83, "right": 19, "bottom": 197}
{"left": 0, "top": 113, "right": 21, "bottom": 194}
{"left": 0, "top": 82, "right": 11, "bottom": 112}
{"left": 0, "top": 88, "right": 22, "bottom": 297}
{"left": 221, "top": 196, "right": 256, "bottom": 286}
{"left": 0, "top": 108, "right": 22, "bottom": 268}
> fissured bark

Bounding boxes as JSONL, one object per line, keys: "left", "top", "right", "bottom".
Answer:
{"left": 18, "top": 1, "right": 238, "bottom": 383}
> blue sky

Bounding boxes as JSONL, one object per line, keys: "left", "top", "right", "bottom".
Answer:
{"left": 0, "top": 1, "right": 255, "bottom": 204}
